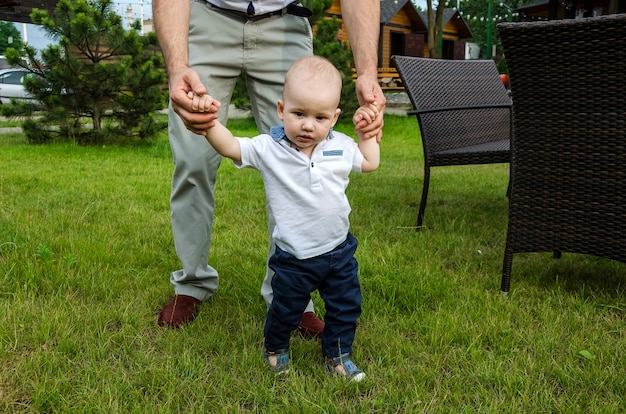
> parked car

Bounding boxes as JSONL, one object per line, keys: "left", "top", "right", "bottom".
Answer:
{"left": 0, "top": 68, "right": 41, "bottom": 105}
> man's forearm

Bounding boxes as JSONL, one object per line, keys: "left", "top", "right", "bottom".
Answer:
{"left": 341, "top": 0, "right": 380, "bottom": 79}
{"left": 153, "top": 0, "right": 191, "bottom": 75}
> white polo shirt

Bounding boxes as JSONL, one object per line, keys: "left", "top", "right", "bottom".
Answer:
{"left": 208, "top": 0, "right": 292, "bottom": 14}
{"left": 236, "top": 126, "right": 364, "bottom": 260}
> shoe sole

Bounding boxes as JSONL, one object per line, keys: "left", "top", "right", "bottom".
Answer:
{"left": 350, "top": 372, "right": 366, "bottom": 382}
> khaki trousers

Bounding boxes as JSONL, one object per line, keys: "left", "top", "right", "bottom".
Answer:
{"left": 168, "top": 0, "right": 314, "bottom": 312}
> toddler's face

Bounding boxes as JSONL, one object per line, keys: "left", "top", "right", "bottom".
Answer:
{"left": 278, "top": 83, "right": 341, "bottom": 155}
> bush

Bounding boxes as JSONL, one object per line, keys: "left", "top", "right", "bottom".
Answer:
{"left": 2, "top": 0, "right": 168, "bottom": 145}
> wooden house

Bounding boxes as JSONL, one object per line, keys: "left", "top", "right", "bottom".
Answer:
{"left": 515, "top": 0, "right": 625, "bottom": 19}
{"left": 325, "top": 0, "right": 473, "bottom": 89}
{"left": 0, "top": 0, "right": 57, "bottom": 23}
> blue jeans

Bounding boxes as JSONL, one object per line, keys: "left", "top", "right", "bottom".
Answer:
{"left": 264, "top": 233, "right": 362, "bottom": 358}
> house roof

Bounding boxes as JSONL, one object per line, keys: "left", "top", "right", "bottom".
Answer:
{"left": 380, "top": 0, "right": 424, "bottom": 30}
{"left": 514, "top": 0, "right": 551, "bottom": 17}
{"left": 381, "top": 0, "right": 409, "bottom": 23}
{"left": 514, "top": 0, "right": 623, "bottom": 19}
{"left": 380, "top": 0, "right": 472, "bottom": 39}
{"left": 418, "top": 9, "right": 473, "bottom": 38}
{"left": 0, "top": 0, "right": 58, "bottom": 23}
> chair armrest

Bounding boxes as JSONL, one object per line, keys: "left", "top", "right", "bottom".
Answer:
{"left": 408, "top": 102, "right": 512, "bottom": 116}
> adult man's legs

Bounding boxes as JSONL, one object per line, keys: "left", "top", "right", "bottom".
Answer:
{"left": 160, "top": 5, "right": 323, "bottom": 334}
{"left": 158, "top": 1, "right": 240, "bottom": 328}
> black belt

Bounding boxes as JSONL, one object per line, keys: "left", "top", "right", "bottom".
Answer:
{"left": 206, "top": 2, "right": 312, "bottom": 22}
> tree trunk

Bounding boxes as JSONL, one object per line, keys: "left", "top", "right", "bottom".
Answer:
{"left": 93, "top": 105, "right": 102, "bottom": 132}
{"left": 426, "top": 0, "right": 446, "bottom": 59}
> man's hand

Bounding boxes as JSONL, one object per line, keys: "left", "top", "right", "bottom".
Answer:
{"left": 354, "top": 75, "right": 386, "bottom": 142}
{"left": 169, "top": 67, "right": 219, "bottom": 136}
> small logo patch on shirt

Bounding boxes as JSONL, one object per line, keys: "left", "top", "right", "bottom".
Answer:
{"left": 323, "top": 150, "right": 343, "bottom": 156}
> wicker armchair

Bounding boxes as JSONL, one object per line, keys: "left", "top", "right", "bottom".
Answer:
{"left": 391, "top": 56, "right": 512, "bottom": 229}
{"left": 498, "top": 14, "right": 626, "bottom": 294}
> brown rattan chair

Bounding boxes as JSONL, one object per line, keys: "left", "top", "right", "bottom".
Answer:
{"left": 498, "top": 14, "right": 626, "bottom": 294}
{"left": 391, "top": 56, "right": 512, "bottom": 229}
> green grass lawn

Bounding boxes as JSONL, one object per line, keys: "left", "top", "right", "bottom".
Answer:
{"left": 1, "top": 115, "right": 624, "bottom": 413}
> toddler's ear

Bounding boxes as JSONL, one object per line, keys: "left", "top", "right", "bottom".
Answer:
{"left": 332, "top": 108, "right": 341, "bottom": 125}
{"left": 277, "top": 99, "right": 285, "bottom": 120}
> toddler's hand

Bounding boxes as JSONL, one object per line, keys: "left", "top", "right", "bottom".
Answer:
{"left": 353, "top": 102, "right": 379, "bottom": 125}
{"left": 187, "top": 91, "right": 221, "bottom": 115}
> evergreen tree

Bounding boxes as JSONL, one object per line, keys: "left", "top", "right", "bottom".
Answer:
{"left": 0, "top": 22, "right": 24, "bottom": 56}
{"left": 2, "top": 0, "right": 167, "bottom": 145}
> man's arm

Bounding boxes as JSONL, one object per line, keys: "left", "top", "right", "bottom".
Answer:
{"left": 153, "top": 0, "right": 190, "bottom": 77}
{"left": 153, "top": 0, "right": 218, "bottom": 135}
{"left": 341, "top": 0, "right": 387, "bottom": 141}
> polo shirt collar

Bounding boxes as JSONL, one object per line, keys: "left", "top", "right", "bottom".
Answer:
{"left": 269, "top": 126, "right": 335, "bottom": 143}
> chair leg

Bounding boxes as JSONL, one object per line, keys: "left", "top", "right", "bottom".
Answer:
{"left": 417, "top": 167, "right": 430, "bottom": 230}
{"left": 501, "top": 250, "right": 513, "bottom": 294}
{"left": 506, "top": 162, "right": 512, "bottom": 198}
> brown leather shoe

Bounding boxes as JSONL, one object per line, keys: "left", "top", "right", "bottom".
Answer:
{"left": 297, "top": 311, "right": 325, "bottom": 339}
{"left": 157, "top": 294, "right": 202, "bottom": 329}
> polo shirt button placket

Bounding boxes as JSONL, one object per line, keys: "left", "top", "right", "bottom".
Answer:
{"left": 309, "top": 159, "right": 322, "bottom": 192}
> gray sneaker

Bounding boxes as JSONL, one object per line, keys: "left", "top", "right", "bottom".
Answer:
{"left": 263, "top": 347, "right": 290, "bottom": 375}
{"left": 325, "top": 353, "right": 366, "bottom": 382}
